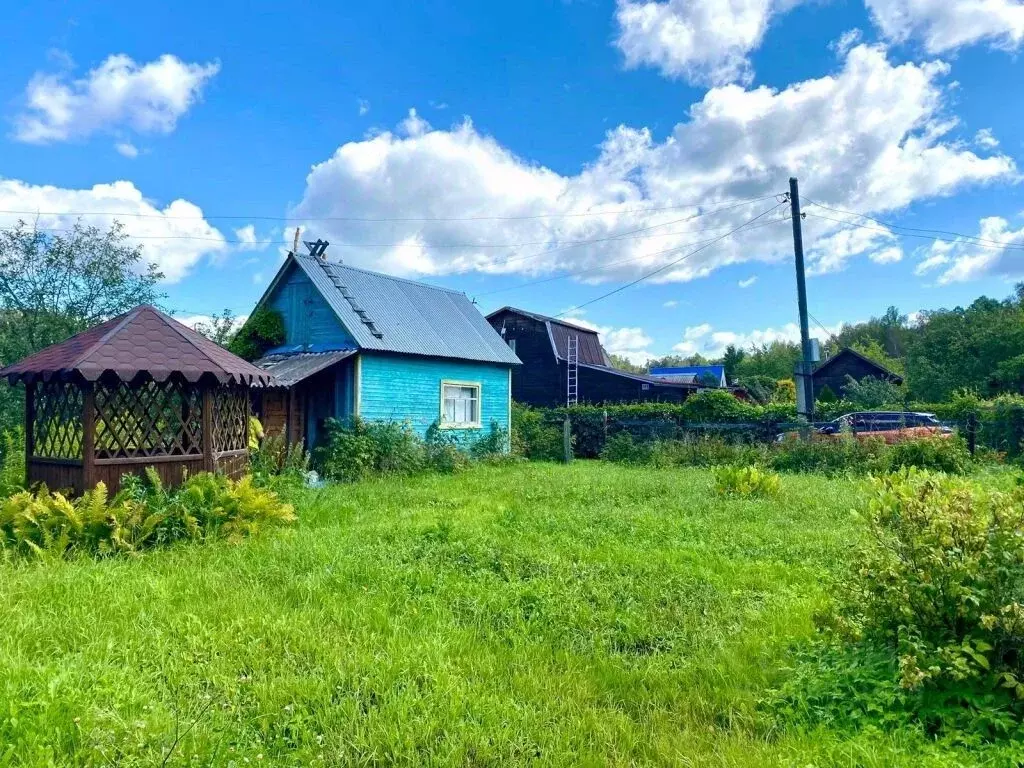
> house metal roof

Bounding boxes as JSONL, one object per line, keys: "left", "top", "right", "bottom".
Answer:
{"left": 254, "top": 350, "right": 356, "bottom": 388}
{"left": 0, "top": 305, "right": 272, "bottom": 386}
{"left": 264, "top": 253, "right": 520, "bottom": 366}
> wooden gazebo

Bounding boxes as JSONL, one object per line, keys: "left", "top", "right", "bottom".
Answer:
{"left": 0, "top": 305, "right": 273, "bottom": 494}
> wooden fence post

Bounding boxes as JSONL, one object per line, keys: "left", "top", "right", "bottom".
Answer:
{"left": 82, "top": 385, "right": 96, "bottom": 491}
{"left": 966, "top": 410, "right": 977, "bottom": 456}
{"left": 563, "top": 415, "right": 573, "bottom": 464}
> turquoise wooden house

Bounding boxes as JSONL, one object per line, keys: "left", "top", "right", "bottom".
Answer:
{"left": 251, "top": 242, "right": 520, "bottom": 449}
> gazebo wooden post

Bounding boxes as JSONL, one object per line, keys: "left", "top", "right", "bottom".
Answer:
{"left": 24, "top": 381, "right": 35, "bottom": 487}
{"left": 81, "top": 382, "right": 96, "bottom": 490}
{"left": 201, "top": 385, "right": 216, "bottom": 473}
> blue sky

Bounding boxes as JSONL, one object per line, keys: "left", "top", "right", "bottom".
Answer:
{"left": 3, "top": 0, "right": 1024, "bottom": 362}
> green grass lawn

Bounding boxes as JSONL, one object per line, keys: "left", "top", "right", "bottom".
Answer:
{"left": 0, "top": 462, "right": 1001, "bottom": 766}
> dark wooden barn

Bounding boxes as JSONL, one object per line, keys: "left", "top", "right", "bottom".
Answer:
{"left": 0, "top": 305, "right": 272, "bottom": 494}
{"left": 485, "top": 307, "right": 697, "bottom": 407}
{"left": 811, "top": 347, "right": 903, "bottom": 399}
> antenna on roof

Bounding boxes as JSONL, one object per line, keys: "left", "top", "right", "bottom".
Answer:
{"left": 291, "top": 227, "right": 301, "bottom": 254}
{"left": 303, "top": 239, "right": 330, "bottom": 261}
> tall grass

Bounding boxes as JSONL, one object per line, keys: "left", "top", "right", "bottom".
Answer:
{"left": 0, "top": 463, "right": 1013, "bottom": 765}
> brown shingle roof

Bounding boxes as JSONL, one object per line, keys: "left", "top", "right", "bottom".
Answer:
{"left": 0, "top": 305, "right": 272, "bottom": 386}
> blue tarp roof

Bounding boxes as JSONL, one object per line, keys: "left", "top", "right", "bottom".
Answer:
{"left": 649, "top": 365, "right": 726, "bottom": 379}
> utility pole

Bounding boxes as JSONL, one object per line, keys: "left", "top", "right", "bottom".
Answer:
{"left": 789, "top": 177, "right": 815, "bottom": 422}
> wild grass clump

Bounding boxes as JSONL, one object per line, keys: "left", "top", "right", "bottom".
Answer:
{"left": 249, "top": 429, "right": 311, "bottom": 487}
{"left": 714, "top": 465, "right": 782, "bottom": 498}
{"left": 770, "top": 469, "right": 1024, "bottom": 742}
{"left": 0, "top": 428, "right": 25, "bottom": 496}
{"left": 0, "top": 468, "right": 295, "bottom": 558}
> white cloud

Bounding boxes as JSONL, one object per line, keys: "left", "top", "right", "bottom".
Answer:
{"left": 663, "top": 299, "right": 679, "bottom": 307}
{"left": 975, "top": 128, "right": 1000, "bottom": 149}
{"left": 13, "top": 53, "right": 219, "bottom": 144}
{"left": 614, "top": 0, "right": 804, "bottom": 85}
{"left": 0, "top": 178, "right": 228, "bottom": 282}
{"left": 869, "top": 246, "right": 903, "bottom": 263}
{"left": 738, "top": 275, "right": 758, "bottom": 288}
{"left": 358, "top": 99, "right": 370, "bottom": 116}
{"left": 177, "top": 313, "right": 248, "bottom": 338}
{"left": 866, "top": 0, "right": 1024, "bottom": 54}
{"left": 673, "top": 320, "right": 844, "bottom": 357}
{"left": 290, "top": 45, "right": 1013, "bottom": 287}
{"left": 832, "top": 28, "right": 864, "bottom": 57}
{"left": 920, "top": 216, "right": 1024, "bottom": 283}
{"left": 114, "top": 141, "right": 138, "bottom": 158}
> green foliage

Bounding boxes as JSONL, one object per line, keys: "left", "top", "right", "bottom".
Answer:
{"left": 713, "top": 465, "right": 781, "bottom": 498}
{"left": 777, "top": 470, "right": 1024, "bottom": 740}
{"left": 680, "top": 389, "right": 759, "bottom": 422}
{"left": 887, "top": 435, "right": 971, "bottom": 475}
{"left": 317, "top": 417, "right": 504, "bottom": 482}
{"left": 226, "top": 306, "right": 286, "bottom": 361}
{"left": 767, "top": 434, "right": 887, "bottom": 475}
{"left": 0, "top": 428, "right": 25, "bottom": 497}
{"left": 816, "top": 384, "right": 839, "bottom": 404}
{"left": 249, "top": 428, "right": 311, "bottom": 487}
{"left": 737, "top": 374, "right": 779, "bottom": 405}
{"left": 0, "top": 471, "right": 295, "bottom": 558}
{"left": 607, "top": 353, "right": 646, "bottom": 374}
{"left": 191, "top": 308, "right": 238, "bottom": 346}
{"left": 733, "top": 340, "right": 802, "bottom": 380}
{"left": 842, "top": 374, "right": 905, "bottom": 408}
{"left": 511, "top": 403, "right": 564, "bottom": 461}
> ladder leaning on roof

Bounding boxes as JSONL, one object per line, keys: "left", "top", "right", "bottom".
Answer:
{"left": 567, "top": 334, "right": 579, "bottom": 406}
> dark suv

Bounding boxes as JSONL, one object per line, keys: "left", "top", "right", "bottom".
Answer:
{"left": 818, "top": 411, "right": 950, "bottom": 441}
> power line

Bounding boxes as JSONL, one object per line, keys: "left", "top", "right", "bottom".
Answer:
{"left": 0, "top": 193, "right": 782, "bottom": 224}
{"left": 553, "top": 202, "right": 788, "bottom": 318}
{"left": 804, "top": 200, "right": 1024, "bottom": 251}
{"left": 804, "top": 212, "right": 1024, "bottom": 253}
{"left": 474, "top": 216, "right": 789, "bottom": 298}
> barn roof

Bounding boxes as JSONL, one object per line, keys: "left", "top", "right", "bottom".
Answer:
{"left": 0, "top": 305, "right": 272, "bottom": 386}
{"left": 259, "top": 253, "right": 520, "bottom": 366}
{"left": 486, "top": 306, "right": 610, "bottom": 366}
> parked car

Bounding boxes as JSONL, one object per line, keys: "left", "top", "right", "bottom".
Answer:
{"left": 777, "top": 412, "right": 952, "bottom": 443}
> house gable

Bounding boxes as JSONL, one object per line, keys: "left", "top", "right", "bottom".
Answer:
{"left": 265, "top": 261, "right": 357, "bottom": 353}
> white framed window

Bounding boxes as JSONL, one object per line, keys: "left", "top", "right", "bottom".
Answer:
{"left": 441, "top": 381, "right": 481, "bottom": 428}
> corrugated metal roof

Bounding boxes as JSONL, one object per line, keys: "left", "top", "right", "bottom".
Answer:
{"left": 486, "top": 306, "right": 609, "bottom": 365}
{"left": 254, "top": 350, "right": 356, "bottom": 388}
{"left": 288, "top": 254, "right": 520, "bottom": 365}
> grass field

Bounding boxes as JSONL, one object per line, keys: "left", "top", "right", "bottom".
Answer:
{"left": 0, "top": 462, "right": 1005, "bottom": 766}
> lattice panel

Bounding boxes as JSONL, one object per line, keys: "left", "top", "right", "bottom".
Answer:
{"left": 95, "top": 380, "right": 203, "bottom": 459}
{"left": 32, "top": 381, "right": 84, "bottom": 459}
{"left": 214, "top": 388, "right": 249, "bottom": 453}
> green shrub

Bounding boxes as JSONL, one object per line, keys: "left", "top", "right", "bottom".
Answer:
{"left": 681, "top": 389, "right": 759, "bottom": 422}
{"left": 511, "top": 404, "right": 564, "bottom": 461}
{"left": 600, "top": 431, "right": 651, "bottom": 465}
{"left": 0, "top": 469, "right": 295, "bottom": 558}
{"left": 469, "top": 420, "right": 511, "bottom": 460}
{"left": 424, "top": 423, "right": 471, "bottom": 474}
{"left": 226, "top": 307, "right": 286, "bottom": 361}
{"left": 777, "top": 470, "right": 1024, "bottom": 739}
{"left": 713, "top": 465, "right": 781, "bottom": 498}
{"left": 885, "top": 436, "right": 971, "bottom": 474}
{"left": 768, "top": 434, "right": 886, "bottom": 476}
{"left": 317, "top": 417, "right": 424, "bottom": 482}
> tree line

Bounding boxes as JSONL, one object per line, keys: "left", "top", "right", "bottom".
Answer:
{"left": 611, "top": 288, "right": 1024, "bottom": 405}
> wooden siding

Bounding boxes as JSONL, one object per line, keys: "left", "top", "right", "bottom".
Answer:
{"left": 812, "top": 351, "right": 900, "bottom": 399}
{"left": 488, "top": 309, "right": 692, "bottom": 407}
{"left": 358, "top": 352, "right": 511, "bottom": 443}
{"left": 488, "top": 310, "right": 563, "bottom": 407}
{"left": 259, "top": 389, "right": 305, "bottom": 446}
{"left": 267, "top": 265, "right": 355, "bottom": 351}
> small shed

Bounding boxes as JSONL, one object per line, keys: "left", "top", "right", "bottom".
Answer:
{"left": 0, "top": 305, "right": 272, "bottom": 494}
{"left": 812, "top": 347, "right": 904, "bottom": 398}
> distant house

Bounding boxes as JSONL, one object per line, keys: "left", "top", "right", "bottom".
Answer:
{"left": 249, "top": 245, "right": 520, "bottom": 449}
{"left": 485, "top": 306, "right": 697, "bottom": 407}
{"left": 812, "top": 347, "right": 903, "bottom": 397}
{"left": 649, "top": 365, "right": 727, "bottom": 388}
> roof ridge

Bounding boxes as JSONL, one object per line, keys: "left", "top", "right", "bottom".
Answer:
{"left": 69, "top": 306, "right": 143, "bottom": 369}
{"left": 153, "top": 306, "right": 230, "bottom": 374}
{"left": 297, "top": 253, "right": 466, "bottom": 296}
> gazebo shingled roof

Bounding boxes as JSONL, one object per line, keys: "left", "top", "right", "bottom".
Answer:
{"left": 0, "top": 305, "right": 272, "bottom": 386}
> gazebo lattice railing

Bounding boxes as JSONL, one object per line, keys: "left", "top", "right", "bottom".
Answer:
{"left": 4, "top": 306, "right": 272, "bottom": 494}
